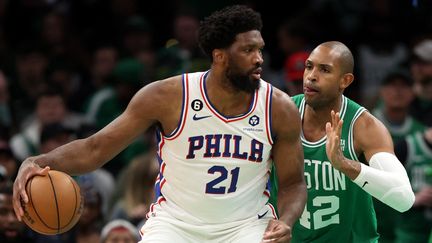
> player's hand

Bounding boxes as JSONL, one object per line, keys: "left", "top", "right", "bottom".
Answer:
{"left": 325, "top": 110, "right": 345, "bottom": 170}
{"left": 13, "top": 156, "right": 50, "bottom": 221}
{"left": 261, "top": 219, "right": 291, "bottom": 243}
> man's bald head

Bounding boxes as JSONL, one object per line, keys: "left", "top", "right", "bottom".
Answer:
{"left": 317, "top": 41, "right": 354, "bottom": 74}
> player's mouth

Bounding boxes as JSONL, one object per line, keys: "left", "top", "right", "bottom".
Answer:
{"left": 304, "top": 85, "right": 319, "bottom": 95}
{"left": 251, "top": 67, "right": 262, "bottom": 80}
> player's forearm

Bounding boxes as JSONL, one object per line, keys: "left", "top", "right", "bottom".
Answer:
{"left": 332, "top": 156, "right": 362, "bottom": 180}
{"left": 33, "top": 137, "right": 108, "bottom": 175}
{"left": 277, "top": 181, "right": 307, "bottom": 227}
{"left": 352, "top": 152, "right": 415, "bottom": 212}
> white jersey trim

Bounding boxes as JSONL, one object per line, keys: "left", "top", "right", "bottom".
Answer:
{"left": 163, "top": 73, "right": 189, "bottom": 140}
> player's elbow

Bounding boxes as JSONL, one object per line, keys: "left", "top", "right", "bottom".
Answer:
{"left": 382, "top": 185, "right": 415, "bottom": 212}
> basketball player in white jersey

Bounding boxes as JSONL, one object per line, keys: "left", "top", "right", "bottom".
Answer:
{"left": 12, "top": 5, "right": 306, "bottom": 243}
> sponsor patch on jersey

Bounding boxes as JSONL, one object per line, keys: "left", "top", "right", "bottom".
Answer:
{"left": 249, "top": 115, "right": 260, "bottom": 126}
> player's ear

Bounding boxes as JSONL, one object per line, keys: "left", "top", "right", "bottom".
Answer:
{"left": 212, "top": 49, "right": 226, "bottom": 64}
{"left": 340, "top": 73, "right": 354, "bottom": 90}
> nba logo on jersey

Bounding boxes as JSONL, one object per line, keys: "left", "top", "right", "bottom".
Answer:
{"left": 340, "top": 139, "right": 346, "bottom": 151}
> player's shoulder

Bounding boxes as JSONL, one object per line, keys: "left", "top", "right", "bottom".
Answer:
{"left": 270, "top": 87, "right": 301, "bottom": 137}
{"left": 355, "top": 110, "right": 384, "bottom": 130}
{"left": 353, "top": 110, "right": 391, "bottom": 144}
{"left": 144, "top": 75, "right": 183, "bottom": 95}
{"left": 353, "top": 108, "right": 394, "bottom": 156}
{"left": 271, "top": 87, "right": 298, "bottom": 113}
{"left": 129, "top": 75, "right": 183, "bottom": 113}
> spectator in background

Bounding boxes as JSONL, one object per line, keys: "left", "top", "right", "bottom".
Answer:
{"left": 0, "top": 70, "right": 12, "bottom": 129}
{"left": 109, "top": 153, "right": 159, "bottom": 226}
{"left": 85, "top": 58, "right": 144, "bottom": 129}
{"left": 100, "top": 219, "right": 140, "bottom": 243}
{"left": 38, "top": 11, "right": 87, "bottom": 71}
{"left": 373, "top": 71, "right": 425, "bottom": 141}
{"left": 409, "top": 39, "right": 432, "bottom": 126}
{"left": 46, "top": 59, "right": 85, "bottom": 112}
{"left": 156, "top": 9, "right": 209, "bottom": 79}
{"left": 83, "top": 45, "right": 119, "bottom": 124}
{"left": 0, "top": 184, "right": 30, "bottom": 243}
{"left": 372, "top": 71, "right": 425, "bottom": 243}
{"left": 118, "top": 15, "right": 156, "bottom": 81}
{"left": 393, "top": 128, "right": 432, "bottom": 243}
{"left": 39, "top": 123, "right": 75, "bottom": 154}
{"left": 272, "top": 16, "right": 314, "bottom": 91}
{"left": 10, "top": 89, "right": 87, "bottom": 161}
{"left": 283, "top": 51, "right": 309, "bottom": 96}
{"left": 356, "top": 0, "right": 409, "bottom": 109}
{"left": 74, "top": 174, "right": 104, "bottom": 243}
{"left": 120, "top": 15, "right": 153, "bottom": 58}
{"left": 277, "top": 18, "right": 312, "bottom": 55}
{"left": 0, "top": 140, "right": 18, "bottom": 183}
{"left": 9, "top": 44, "right": 49, "bottom": 123}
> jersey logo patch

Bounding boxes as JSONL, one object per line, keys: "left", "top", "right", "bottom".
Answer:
{"left": 193, "top": 114, "right": 212, "bottom": 121}
{"left": 258, "top": 210, "right": 268, "bottom": 219}
{"left": 249, "top": 115, "right": 260, "bottom": 126}
{"left": 191, "top": 99, "right": 204, "bottom": 111}
{"left": 340, "top": 139, "right": 346, "bottom": 151}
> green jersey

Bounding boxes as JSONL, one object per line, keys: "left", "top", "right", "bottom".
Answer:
{"left": 395, "top": 131, "right": 432, "bottom": 243}
{"left": 290, "top": 94, "right": 379, "bottom": 243}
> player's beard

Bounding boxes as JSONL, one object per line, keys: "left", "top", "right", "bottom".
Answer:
{"left": 225, "top": 61, "right": 261, "bottom": 93}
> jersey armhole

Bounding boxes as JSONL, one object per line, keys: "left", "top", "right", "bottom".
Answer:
{"left": 265, "top": 83, "right": 274, "bottom": 145}
{"left": 347, "top": 107, "right": 367, "bottom": 161}
{"left": 163, "top": 73, "right": 189, "bottom": 140}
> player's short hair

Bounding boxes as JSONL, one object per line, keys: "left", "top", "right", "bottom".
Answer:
{"left": 198, "top": 5, "right": 263, "bottom": 59}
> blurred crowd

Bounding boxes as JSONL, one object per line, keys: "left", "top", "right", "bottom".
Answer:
{"left": 0, "top": 0, "right": 431, "bottom": 243}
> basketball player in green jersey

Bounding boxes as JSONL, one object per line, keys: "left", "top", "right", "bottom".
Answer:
{"left": 271, "top": 41, "right": 415, "bottom": 243}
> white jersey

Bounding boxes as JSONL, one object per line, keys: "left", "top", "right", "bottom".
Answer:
{"left": 149, "top": 71, "right": 275, "bottom": 225}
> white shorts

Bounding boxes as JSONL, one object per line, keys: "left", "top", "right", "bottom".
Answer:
{"left": 139, "top": 203, "right": 277, "bottom": 243}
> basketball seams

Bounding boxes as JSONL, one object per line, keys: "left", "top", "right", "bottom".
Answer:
{"left": 23, "top": 170, "right": 82, "bottom": 235}
{"left": 28, "top": 176, "right": 57, "bottom": 232}
{"left": 47, "top": 173, "right": 61, "bottom": 233}
{"left": 61, "top": 176, "right": 79, "bottom": 231}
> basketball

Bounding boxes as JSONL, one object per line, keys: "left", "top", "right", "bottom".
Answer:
{"left": 22, "top": 170, "right": 84, "bottom": 235}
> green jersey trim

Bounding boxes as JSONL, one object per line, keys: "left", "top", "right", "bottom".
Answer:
{"left": 347, "top": 107, "right": 367, "bottom": 161}
{"left": 301, "top": 96, "right": 348, "bottom": 147}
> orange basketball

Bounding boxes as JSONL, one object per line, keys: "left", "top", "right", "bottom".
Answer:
{"left": 22, "top": 170, "right": 83, "bottom": 235}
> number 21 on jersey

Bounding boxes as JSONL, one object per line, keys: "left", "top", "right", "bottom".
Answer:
{"left": 205, "top": 165, "right": 240, "bottom": 194}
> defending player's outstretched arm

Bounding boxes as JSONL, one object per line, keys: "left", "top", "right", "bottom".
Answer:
{"left": 326, "top": 110, "right": 415, "bottom": 213}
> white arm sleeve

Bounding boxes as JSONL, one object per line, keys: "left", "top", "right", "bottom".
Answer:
{"left": 353, "top": 152, "right": 415, "bottom": 212}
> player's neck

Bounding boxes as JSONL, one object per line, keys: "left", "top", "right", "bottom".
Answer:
{"left": 205, "top": 72, "right": 254, "bottom": 117}
{"left": 305, "top": 97, "right": 342, "bottom": 127}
